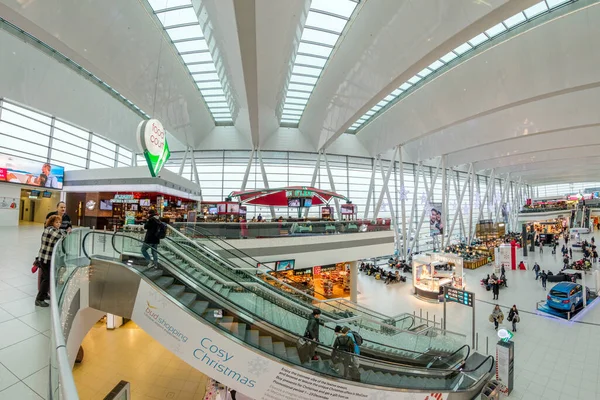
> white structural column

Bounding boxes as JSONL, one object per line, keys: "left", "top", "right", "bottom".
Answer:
{"left": 408, "top": 160, "right": 441, "bottom": 257}
{"left": 377, "top": 155, "right": 399, "bottom": 250}
{"left": 495, "top": 174, "right": 511, "bottom": 223}
{"left": 441, "top": 155, "right": 447, "bottom": 249}
{"left": 257, "top": 150, "right": 276, "bottom": 219}
{"left": 374, "top": 147, "right": 398, "bottom": 218}
{"left": 323, "top": 152, "right": 341, "bottom": 219}
{"left": 478, "top": 169, "right": 495, "bottom": 223}
{"left": 305, "top": 151, "right": 322, "bottom": 218}
{"left": 191, "top": 150, "right": 202, "bottom": 192}
{"left": 178, "top": 147, "right": 189, "bottom": 176}
{"left": 451, "top": 170, "right": 466, "bottom": 240}
{"left": 408, "top": 163, "right": 423, "bottom": 255}
{"left": 398, "top": 149, "right": 408, "bottom": 258}
{"left": 363, "top": 159, "right": 377, "bottom": 219}
{"left": 468, "top": 166, "right": 476, "bottom": 243}
{"left": 448, "top": 164, "right": 473, "bottom": 242}
{"left": 349, "top": 260, "right": 358, "bottom": 303}
{"left": 240, "top": 148, "right": 256, "bottom": 191}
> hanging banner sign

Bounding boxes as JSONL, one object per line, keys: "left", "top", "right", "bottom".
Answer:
{"left": 131, "top": 280, "right": 448, "bottom": 400}
{"left": 137, "top": 119, "right": 171, "bottom": 177}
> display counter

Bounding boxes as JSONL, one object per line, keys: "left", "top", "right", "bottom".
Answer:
{"left": 413, "top": 253, "right": 464, "bottom": 302}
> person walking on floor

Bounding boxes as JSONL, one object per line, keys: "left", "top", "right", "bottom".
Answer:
{"left": 508, "top": 305, "right": 520, "bottom": 332}
{"left": 533, "top": 262, "right": 540, "bottom": 280}
{"left": 539, "top": 242, "right": 543, "bottom": 253}
{"left": 569, "top": 248, "right": 573, "bottom": 259}
{"left": 35, "top": 215, "right": 66, "bottom": 307}
{"left": 540, "top": 270, "right": 548, "bottom": 290}
{"left": 142, "top": 209, "right": 162, "bottom": 268}
{"left": 490, "top": 305, "right": 504, "bottom": 330}
{"left": 492, "top": 278, "right": 500, "bottom": 300}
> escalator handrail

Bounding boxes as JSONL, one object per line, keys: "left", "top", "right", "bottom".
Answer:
{"left": 169, "top": 224, "right": 402, "bottom": 321}
{"left": 462, "top": 354, "right": 495, "bottom": 374}
{"left": 93, "top": 231, "right": 483, "bottom": 385}
{"left": 108, "top": 231, "right": 469, "bottom": 366}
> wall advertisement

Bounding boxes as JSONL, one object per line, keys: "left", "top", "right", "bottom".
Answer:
{"left": 429, "top": 202, "right": 443, "bottom": 236}
{"left": 131, "top": 280, "right": 448, "bottom": 400}
{"left": 0, "top": 154, "right": 64, "bottom": 189}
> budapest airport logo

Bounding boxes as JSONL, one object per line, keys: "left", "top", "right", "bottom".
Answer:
{"left": 144, "top": 302, "right": 188, "bottom": 343}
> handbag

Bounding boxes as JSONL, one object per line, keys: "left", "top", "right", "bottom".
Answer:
{"left": 31, "top": 258, "right": 41, "bottom": 273}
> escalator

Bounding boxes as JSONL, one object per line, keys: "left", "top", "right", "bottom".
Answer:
{"left": 80, "top": 231, "right": 494, "bottom": 399}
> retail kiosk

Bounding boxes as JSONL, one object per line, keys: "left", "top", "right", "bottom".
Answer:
{"left": 413, "top": 253, "right": 464, "bottom": 301}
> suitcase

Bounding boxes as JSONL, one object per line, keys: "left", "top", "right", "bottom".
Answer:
{"left": 296, "top": 337, "right": 317, "bottom": 364}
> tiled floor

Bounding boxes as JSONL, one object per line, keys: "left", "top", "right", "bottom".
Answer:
{"left": 3, "top": 224, "right": 600, "bottom": 400}
{"left": 356, "top": 232, "right": 600, "bottom": 400}
{"left": 74, "top": 320, "right": 211, "bottom": 400}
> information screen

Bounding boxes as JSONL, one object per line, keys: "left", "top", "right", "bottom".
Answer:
{"left": 288, "top": 198, "right": 301, "bottom": 207}
{"left": 445, "top": 287, "right": 474, "bottom": 307}
{"left": 0, "top": 154, "right": 64, "bottom": 189}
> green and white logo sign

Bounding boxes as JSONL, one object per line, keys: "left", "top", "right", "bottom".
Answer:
{"left": 137, "top": 119, "right": 171, "bottom": 177}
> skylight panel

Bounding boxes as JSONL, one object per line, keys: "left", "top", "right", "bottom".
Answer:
{"left": 417, "top": 67, "right": 433, "bottom": 78}
{"left": 291, "top": 75, "right": 319, "bottom": 85}
{"left": 189, "top": 64, "right": 217, "bottom": 73}
{"left": 287, "top": 91, "right": 311, "bottom": 99}
{"left": 292, "top": 65, "right": 322, "bottom": 77}
{"left": 376, "top": 100, "right": 388, "bottom": 107}
{"left": 453, "top": 42, "right": 472, "bottom": 55}
{"left": 384, "top": 95, "right": 396, "bottom": 101}
{"left": 285, "top": 98, "right": 309, "bottom": 106}
{"left": 485, "top": 23, "right": 507, "bottom": 38}
{"left": 428, "top": 60, "right": 445, "bottom": 71}
{"left": 407, "top": 75, "right": 422, "bottom": 85}
{"left": 546, "top": 0, "right": 570, "bottom": 7}
{"left": 440, "top": 51, "right": 458, "bottom": 63}
{"left": 288, "top": 83, "right": 314, "bottom": 92}
{"left": 196, "top": 81, "right": 222, "bottom": 89}
{"left": 310, "top": 0, "right": 357, "bottom": 18}
{"left": 295, "top": 55, "right": 327, "bottom": 68}
{"left": 503, "top": 12, "right": 527, "bottom": 28}
{"left": 156, "top": 7, "right": 198, "bottom": 27}
{"left": 183, "top": 53, "right": 213, "bottom": 64}
{"left": 174, "top": 40, "right": 208, "bottom": 53}
{"left": 166, "top": 25, "right": 204, "bottom": 41}
{"left": 523, "top": 2, "right": 548, "bottom": 18}
{"left": 284, "top": 104, "right": 306, "bottom": 110}
{"left": 468, "top": 33, "right": 489, "bottom": 47}
{"left": 298, "top": 42, "right": 334, "bottom": 58}
{"left": 149, "top": 0, "right": 189, "bottom": 10}
{"left": 300, "top": 28, "right": 339, "bottom": 46}
{"left": 193, "top": 71, "right": 219, "bottom": 81}
{"left": 399, "top": 83, "right": 411, "bottom": 91}
{"left": 305, "top": 12, "right": 347, "bottom": 33}
{"left": 391, "top": 89, "right": 403, "bottom": 96}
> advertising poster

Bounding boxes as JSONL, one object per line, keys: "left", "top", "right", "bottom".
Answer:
{"left": 429, "top": 202, "right": 443, "bottom": 236}
{"left": 0, "top": 154, "right": 64, "bottom": 189}
{"left": 131, "top": 280, "right": 448, "bottom": 400}
{"left": 0, "top": 197, "right": 18, "bottom": 210}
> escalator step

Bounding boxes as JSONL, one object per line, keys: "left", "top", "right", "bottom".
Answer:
{"left": 191, "top": 301, "right": 209, "bottom": 316}
{"left": 259, "top": 336, "right": 274, "bottom": 354}
{"left": 285, "top": 347, "right": 301, "bottom": 364}
{"left": 166, "top": 284, "right": 185, "bottom": 298}
{"left": 232, "top": 323, "right": 247, "bottom": 340}
{"left": 204, "top": 308, "right": 219, "bottom": 323}
{"left": 213, "top": 283, "right": 224, "bottom": 293}
{"left": 154, "top": 276, "right": 175, "bottom": 289}
{"left": 220, "top": 288, "right": 231, "bottom": 297}
{"left": 219, "top": 317, "right": 235, "bottom": 332}
{"left": 273, "top": 342, "right": 286, "bottom": 359}
{"left": 205, "top": 280, "right": 216, "bottom": 289}
{"left": 144, "top": 269, "right": 164, "bottom": 280}
{"left": 246, "top": 330, "right": 260, "bottom": 347}
{"left": 178, "top": 292, "right": 197, "bottom": 307}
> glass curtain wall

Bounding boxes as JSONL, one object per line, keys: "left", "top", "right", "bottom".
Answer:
{"left": 0, "top": 98, "right": 133, "bottom": 170}
{"left": 157, "top": 150, "right": 529, "bottom": 253}
{"left": 535, "top": 183, "right": 600, "bottom": 198}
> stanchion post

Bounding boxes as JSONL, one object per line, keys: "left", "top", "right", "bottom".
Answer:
{"left": 486, "top": 336, "right": 489, "bottom": 355}
{"left": 476, "top": 332, "right": 479, "bottom": 351}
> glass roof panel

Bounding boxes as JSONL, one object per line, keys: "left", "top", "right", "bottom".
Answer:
{"left": 468, "top": 33, "right": 489, "bottom": 47}
{"left": 189, "top": 64, "right": 217, "bottom": 73}
{"left": 300, "top": 28, "right": 339, "bottom": 46}
{"left": 196, "top": 81, "right": 222, "bottom": 89}
{"left": 284, "top": 104, "right": 305, "bottom": 110}
{"left": 295, "top": 55, "right": 327, "bottom": 68}
{"left": 304, "top": 12, "right": 347, "bottom": 33}
{"left": 298, "top": 42, "right": 333, "bottom": 58}
{"left": 310, "top": 0, "right": 357, "bottom": 18}
{"left": 440, "top": 51, "right": 458, "bottom": 63}
{"left": 407, "top": 75, "right": 422, "bottom": 85}
{"left": 503, "top": 12, "right": 527, "bottom": 28}
{"left": 281, "top": 119, "right": 300, "bottom": 124}
{"left": 202, "top": 89, "right": 225, "bottom": 96}
{"left": 288, "top": 83, "right": 314, "bottom": 92}
{"left": 182, "top": 53, "right": 213, "bottom": 64}
{"left": 365, "top": 111, "right": 375, "bottom": 116}
{"left": 192, "top": 71, "right": 219, "bottom": 80}
{"left": 399, "top": 83, "right": 411, "bottom": 91}
{"left": 156, "top": 7, "right": 198, "bottom": 27}
{"left": 149, "top": 0, "right": 189, "bottom": 11}
{"left": 166, "top": 25, "right": 204, "bottom": 41}
{"left": 524, "top": 2, "right": 548, "bottom": 18}
{"left": 428, "top": 60, "right": 445, "bottom": 70}
{"left": 485, "top": 23, "right": 507, "bottom": 38}
{"left": 292, "top": 65, "right": 322, "bottom": 77}
{"left": 205, "top": 95, "right": 227, "bottom": 102}
{"left": 286, "top": 91, "right": 311, "bottom": 99}
{"left": 384, "top": 95, "right": 396, "bottom": 101}
{"left": 174, "top": 39, "right": 208, "bottom": 53}
{"left": 283, "top": 110, "right": 303, "bottom": 116}
{"left": 453, "top": 42, "right": 472, "bottom": 55}
{"left": 417, "top": 67, "right": 433, "bottom": 78}
{"left": 376, "top": 100, "right": 388, "bottom": 107}
{"left": 391, "top": 89, "right": 403, "bottom": 96}
{"left": 285, "top": 97, "right": 308, "bottom": 105}
{"left": 290, "top": 75, "right": 319, "bottom": 85}
{"left": 546, "top": 0, "right": 570, "bottom": 7}
{"left": 207, "top": 102, "right": 229, "bottom": 108}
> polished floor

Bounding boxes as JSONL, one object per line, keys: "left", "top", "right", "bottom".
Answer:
{"left": 74, "top": 320, "right": 211, "bottom": 400}
{"left": 2, "top": 224, "right": 600, "bottom": 400}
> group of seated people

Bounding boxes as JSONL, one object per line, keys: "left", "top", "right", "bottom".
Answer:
{"left": 387, "top": 257, "right": 410, "bottom": 272}
{"left": 481, "top": 272, "right": 508, "bottom": 289}
{"left": 360, "top": 262, "right": 406, "bottom": 284}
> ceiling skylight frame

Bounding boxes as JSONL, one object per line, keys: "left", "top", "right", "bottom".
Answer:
{"left": 280, "top": 0, "right": 360, "bottom": 127}
{"left": 148, "top": 0, "right": 235, "bottom": 125}
{"left": 346, "top": 0, "right": 577, "bottom": 134}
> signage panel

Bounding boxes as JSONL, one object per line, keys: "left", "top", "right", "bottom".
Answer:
{"left": 445, "top": 287, "right": 474, "bottom": 307}
{"left": 137, "top": 119, "right": 171, "bottom": 177}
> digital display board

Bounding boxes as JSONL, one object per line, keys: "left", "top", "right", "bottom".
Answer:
{"left": 445, "top": 287, "right": 474, "bottom": 307}
{"left": 0, "top": 154, "right": 64, "bottom": 189}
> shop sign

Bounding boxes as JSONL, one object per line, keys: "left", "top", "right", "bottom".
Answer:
{"left": 136, "top": 119, "right": 171, "bottom": 177}
{"left": 112, "top": 194, "right": 138, "bottom": 204}
{"left": 286, "top": 189, "right": 313, "bottom": 198}
{"left": 293, "top": 268, "right": 313, "bottom": 276}
{"left": 317, "top": 265, "right": 338, "bottom": 273}
{"left": 444, "top": 287, "right": 473, "bottom": 307}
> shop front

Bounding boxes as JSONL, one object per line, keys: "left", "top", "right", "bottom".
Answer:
{"left": 412, "top": 253, "right": 464, "bottom": 301}
{"left": 262, "top": 261, "right": 350, "bottom": 301}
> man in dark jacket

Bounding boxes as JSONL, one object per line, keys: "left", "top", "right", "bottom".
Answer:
{"left": 45, "top": 201, "right": 72, "bottom": 232}
{"left": 142, "top": 209, "right": 161, "bottom": 267}
{"left": 304, "top": 309, "right": 321, "bottom": 342}
{"left": 540, "top": 270, "right": 548, "bottom": 290}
